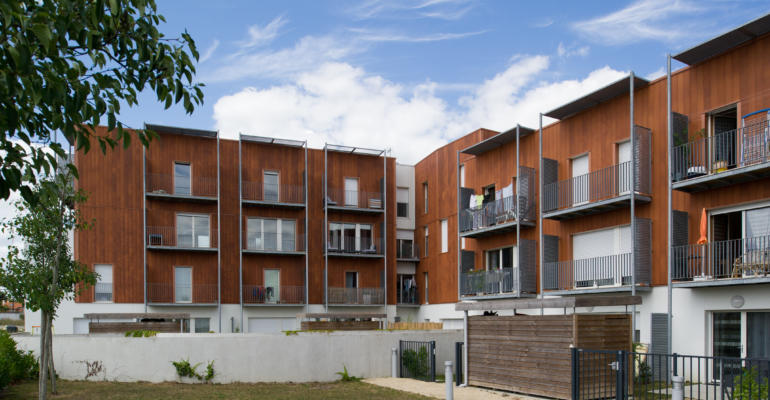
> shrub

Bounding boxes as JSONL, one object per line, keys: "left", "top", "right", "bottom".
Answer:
{"left": 0, "top": 331, "right": 38, "bottom": 391}
{"left": 171, "top": 358, "right": 215, "bottom": 382}
{"left": 401, "top": 346, "right": 429, "bottom": 378}
{"left": 336, "top": 365, "right": 361, "bottom": 382}
{"left": 734, "top": 367, "right": 769, "bottom": 400}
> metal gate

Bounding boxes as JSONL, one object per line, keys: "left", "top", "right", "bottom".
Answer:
{"left": 399, "top": 340, "right": 436, "bottom": 381}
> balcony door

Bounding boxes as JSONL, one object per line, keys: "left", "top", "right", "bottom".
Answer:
{"left": 573, "top": 225, "right": 631, "bottom": 287}
{"left": 485, "top": 246, "right": 516, "bottom": 293}
{"left": 571, "top": 154, "right": 589, "bottom": 206}
{"left": 710, "top": 204, "right": 770, "bottom": 278}
{"left": 264, "top": 269, "right": 280, "bottom": 303}
{"left": 176, "top": 214, "right": 210, "bottom": 248}
{"left": 263, "top": 171, "right": 279, "bottom": 202}
{"left": 712, "top": 311, "right": 770, "bottom": 380}
{"left": 617, "top": 140, "right": 631, "bottom": 195}
{"left": 174, "top": 266, "right": 192, "bottom": 303}
{"left": 344, "top": 178, "right": 358, "bottom": 207}
{"left": 345, "top": 271, "right": 358, "bottom": 303}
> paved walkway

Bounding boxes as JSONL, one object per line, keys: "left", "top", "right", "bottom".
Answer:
{"left": 364, "top": 377, "right": 536, "bottom": 400}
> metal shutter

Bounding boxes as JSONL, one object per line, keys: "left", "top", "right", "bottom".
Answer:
{"left": 543, "top": 235, "right": 559, "bottom": 290}
{"left": 633, "top": 126, "right": 652, "bottom": 194}
{"left": 461, "top": 250, "right": 475, "bottom": 273}
{"left": 542, "top": 158, "right": 558, "bottom": 212}
{"left": 635, "top": 218, "right": 652, "bottom": 285}
{"left": 650, "top": 313, "right": 670, "bottom": 382}
{"left": 519, "top": 239, "right": 537, "bottom": 295}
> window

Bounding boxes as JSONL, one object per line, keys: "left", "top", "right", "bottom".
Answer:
{"left": 263, "top": 171, "right": 279, "bottom": 202}
{"left": 247, "top": 218, "right": 296, "bottom": 251}
{"left": 176, "top": 214, "right": 210, "bottom": 248}
{"left": 174, "top": 162, "right": 191, "bottom": 195}
{"left": 397, "top": 274, "right": 416, "bottom": 304}
{"left": 572, "top": 225, "right": 631, "bottom": 287}
{"left": 345, "top": 271, "right": 358, "bottom": 288}
{"left": 617, "top": 141, "right": 632, "bottom": 194}
{"left": 423, "top": 182, "right": 428, "bottom": 214}
{"left": 459, "top": 164, "right": 465, "bottom": 187}
{"left": 485, "top": 247, "right": 517, "bottom": 270}
{"left": 708, "top": 105, "right": 738, "bottom": 169}
{"left": 194, "top": 318, "right": 210, "bottom": 333}
{"left": 424, "top": 226, "right": 429, "bottom": 257}
{"left": 94, "top": 264, "right": 113, "bottom": 302}
{"left": 441, "top": 219, "right": 448, "bottom": 253}
{"left": 571, "top": 154, "right": 589, "bottom": 205}
{"left": 264, "top": 269, "right": 280, "bottom": 303}
{"left": 344, "top": 178, "right": 358, "bottom": 207}
{"left": 174, "top": 267, "right": 192, "bottom": 303}
{"left": 327, "top": 222, "right": 373, "bottom": 252}
{"left": 397, "top": 239, "right": 414, "bottom": 259}
{"left": 397, "top": 187, "right": 409, "bottom": 218}
{"left": 424, "top": 272, "right": 429, "bottom": 303}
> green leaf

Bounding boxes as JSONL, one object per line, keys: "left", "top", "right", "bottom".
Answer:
{"left": 30, "top": 24, "right": 52, "bottom": 50}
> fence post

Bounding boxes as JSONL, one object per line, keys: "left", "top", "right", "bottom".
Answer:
{"left": 672, "top": 376, "right": 684, "bottom": 400}
{"left": 445, "top": 361, "right": 454, "bottom": 400}
{"left": 455, "top": 342, "right": 463, "bottom": 387}
{"left": 616, "top": 350, "right": 625, "bottom": 400}
{"left": 571, "top": 347, "right": 579, "bottom": 400}
{"left": 391, "top": 347, "right": 398, "bottom": 378}
{"left": 672, "top": 352, "right": 678, "bottom": 379}
{"left": 430, "top": 341, "right": 436, "bottom": 382}
{"left": 398, "top": 341, "right": 403, "bottom": 378}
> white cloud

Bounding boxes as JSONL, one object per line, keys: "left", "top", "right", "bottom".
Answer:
{"left": 213, "top": 57, "right": 627, "bottom": 164}
{"left": 645, "top": 67, "right": 666, "bottom": 81}
{"left": 573, "top": 0, "right": 703, "bottom": 45}
{"left": 199, "top": 39, "right": 220, "bottom": 64}
{"left": 557, "top": 42, "right": 590, "bottom": 58}
{"left": 349, "top": 0, "right": 476, "bottom": 20}
{"left": 349, "top": 28, "right": 486, "bottom": 43}
{"left": 532, "top": 17, "right": 554, "bottom": 28}
{"left": 238, "top": 15, "right": 288, "bottom": 49}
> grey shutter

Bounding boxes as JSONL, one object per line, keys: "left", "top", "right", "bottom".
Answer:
{"left": 518, "top": 166, "right": 536, "bottom": 221}
{"left": 634, "top": 218, "right": 652, "bottom": 285}
{"left": 542, "top": 158, "right": 558, "bottom": 212}
{"left": 461, "top": 250, "right": 475, "bottom": 273}
{"left": 671, "top": 210, "right": 689, "bottom": 280}
{"left": 650, "top": 313, "right": 671, "bottom": 382}
{"left": 543, "top": 235, "right": 559, "bottom": 290}
{"left": 519, "top": 239, "right": 536, "bottom": 295}
{"left": 672, "top": 112, "right": 689, "bottom": 181}
{"left": 672, "top": 210, "right": 689, "bottom": 246}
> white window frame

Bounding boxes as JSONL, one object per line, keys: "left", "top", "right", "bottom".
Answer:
{"left": 247, "top": 218, "right": 295, "bottom": 251}
{"left": 396, "top": 187, "right": 409, "bottom": 218}
{"left": 344, "top": 177, "right": 359, "bottom": 207}
{"left": 173, "top": 162, "right": 191, "bottom": 195}
{"left": 263, "top": 170, "right": 280, "bottom": 202}
{"left": 440, "top": 219, "right": 448, "bottom": 253}
{"left": 174, "top": 266, "right": 192, "bottom": 304}
{"left": 176, "top": 213, "right": 211, "bottom": 248}
{"left": 94, "top": 264, "right": 113, "bottom": 303}
{"left": 328, "top": 222, "right": 373, "bottom": 252}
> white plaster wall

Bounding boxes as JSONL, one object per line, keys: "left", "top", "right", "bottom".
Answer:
{"left": 25, "top": 300, "right": 145, "bottom": 335}
{"left": 15, "top": 330, "right": 462, "bottom": 383}
{"left": 395, "top": 163, "right": 415, "bottom": 230}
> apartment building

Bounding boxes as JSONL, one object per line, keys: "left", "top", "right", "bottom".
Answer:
{"left": 25, "top": 14, "right": 770, "bottom": 358}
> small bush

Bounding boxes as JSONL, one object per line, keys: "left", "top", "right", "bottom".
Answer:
{"left": 124, "top": 330, "right": 157, "bottom": 338}
{"left": 401, "top": 347, "right": 429, "bottom": 378}
{"left": 734, "top": 367, "right": 769, "bottom": 400}
{"left": 336, "top": 365, "right": 361, "bottom": 382}
{"left": 172, "top": 358, "right": 215, "bottom": 382}
{"left": 0, "top": 331, "right": 38, "bottom": 391}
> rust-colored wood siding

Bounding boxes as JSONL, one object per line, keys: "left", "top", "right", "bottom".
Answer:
{"left": 413, "top": 129, "right": 498, "bottom": 304}
{"left": 219, "top": 139, "right": 240, "bottom": 304}
{"left": 75, "top": 126, "right": 144, "bottom": 303}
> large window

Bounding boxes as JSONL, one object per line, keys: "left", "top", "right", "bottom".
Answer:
{"left": 194, "top": 318, "right": 210, "bottom": 333}
{"left": 328, "top": 222, "right": 373, "bottom": 252}
{"left": 397, "top": 187, "right": 409, "bottom": 218}
{"left": 176, "top": 214, "right": 210, "bottom": 248}
{"left": 344, "top": 178, "right": 358, "bottom": 207}
{"left": 94, "top": 264, "right": 113, "bottom": 302}
{"left": 174, "top": 162, "right": 191, "bottom": 195}
{"left": 174, "top": 267, "right": 192, "bottom": 303}
{"left": 263, "top": 171, "right": 279, "bottom": 202}
{"left": 485, "top": 247, "right": 517, "bottom": 270}
{"left": 572, "top": 225, "right": 631, "bottom": 287}
{"left": 247, "top": 218, "right": 296, "bottom": 251}
{"left": 441, "top": 219, "right": 448, "bottom": 253}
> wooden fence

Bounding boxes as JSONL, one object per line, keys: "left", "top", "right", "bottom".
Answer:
{"left": 387, "top": 322, "right": 443, "bottom": 330}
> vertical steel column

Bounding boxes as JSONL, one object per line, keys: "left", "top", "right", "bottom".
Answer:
{"left": 539, "top": 114, "right": 544, "bottom": 310}
{"left": 383, "top": 150, "right": 387, "bottom": 307}
{"left": 238, "top": 136, "right": 243, "bottom": 332}
{"left": 217, "top": 134, "right": 222, "bottom": 332}
{"left": 629, "top": 73, "right": 636, "bottom": 338}
{"left": 142, "top": 128, "right": 147, "bottom": 313}
{"left": 516, "top": 126, "right": 521, "bottom": 296}
{"left": 323, "top": 145, "right": 328, "bottom": 311}
{"left": 456, "top": 150, "right": 461, "bottom": 299}
{"left": 305, "top": 142, "right": 309, "bottom": 312}
{"left": 666, "top": 54, "right": 673, "bottom": 355}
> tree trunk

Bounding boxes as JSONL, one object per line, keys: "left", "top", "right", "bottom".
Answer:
{"left": 47, "top": 313, "right": 56, "bottom": 394}
{"left": 39, "top": 311, "right": 48, "bottom": 400}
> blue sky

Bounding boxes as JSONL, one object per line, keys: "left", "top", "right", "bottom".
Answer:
{"left": 112, "top": 0, "right": 770, "bottom": 163}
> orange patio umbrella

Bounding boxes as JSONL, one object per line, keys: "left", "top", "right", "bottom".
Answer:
{"left": 697, "top": 208, "right": 708, "bottom": 244}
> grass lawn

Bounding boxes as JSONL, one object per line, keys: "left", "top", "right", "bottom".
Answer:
{"left": 2, "top": 380, "right": 435, "bottom": 399}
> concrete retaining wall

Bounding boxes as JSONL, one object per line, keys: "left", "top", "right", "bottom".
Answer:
{"left": 15, "top": 330, "right": 462, "bottom": 383}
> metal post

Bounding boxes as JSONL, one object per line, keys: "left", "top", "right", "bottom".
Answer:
{"left": 391, "top": 347, "right": 398, "bottom": 378}
{"left": 445, "top": 361, "right": 454, "bottom": 400}
{"left": 238, "top": 136, "right": 243, "bottom": 332}
{"left": 462, "top": 310, "right": 468, "bottom": 386}
{"left": 141, "top": 128, "right": 147, "bottom": 314}
{"left": 305, "top": 142, "right": 309, "bottom": 312}
{"left": 456, "top": 150, "right": 461, "bottom": 300}
{"left": 324, "top": 145, "right": 328, "bottom": 311}
{"left": 629, "top": 73, "right": 636, "bottom": 339}
{"left": 430, "top": 340, "right": 436, "bottom": 382}
{"left": 672, "top": 376, "right": 684, "bottom": 400}
{"left": 217, "top": 133, "right": 222, "bottom": 332}
{"left": 516, "top": 126, "right": 521, "bottom": 297}
{"left": 383, "top": 150, "right": 387, "bottom": 308}
{"left": 455, "top": 342, "right": 463, "bottom": 386}
{"left": 538, "top": 114, "right": 544, "bottom": 308}
{"left": 571, "top": 347, "right": 579, "bottom": 400}
{"left": 666, "top": 54, "right": 674, "bottom": 356}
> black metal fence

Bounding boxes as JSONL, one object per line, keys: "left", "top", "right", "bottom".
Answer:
{"left": 399, "top": 340, "right": 436, "bottom": 382}
{"left": 573, "top": 348, "right": 770, "bottom": 400}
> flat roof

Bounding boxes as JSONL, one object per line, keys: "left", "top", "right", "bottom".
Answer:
{"left": 544, "top": 75, "right": 649, "bottom": 121}
{"left": 673, "top": 13, "right": 770, "bottom": 66}
{"left": 84, "top": 313, "right": 190, "bottom": 319}
{"left": 145, "top": 123, "right": 217, "bottom": 139}
{"left": 324, "top": 143, "right": 386, "bottom": 156}
{"left": 240, "top": 134, "right": 306, "bottom": 148}
{"left": 460, "top": 125, "right": 535, "bottom": 155}
{"left": 455, "top": 295, "right": 642, "bottom": 311}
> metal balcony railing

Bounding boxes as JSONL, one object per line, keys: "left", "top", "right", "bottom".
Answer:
{"left": 94, "top": 283, "right": 113, "bottom": 302}
{"left": 327, "top": 236, "right": 384, "bottom": 256}
{"left": 672, "top": 235, "right": 770, "bottom": 281}
{"left": 327, "top": 287, "right": 384, "bottom": 305}
{"left": 672, "top": 119, "right": 770, "bottom": 182}
{"left": 396, "top": 285, "right": 418, "bottom": 305}
{"left": 147, "top": 282, "right": 218, "bottom": 304}
{"left": 242, "top": 285, "right": 305, "bottom": 304}
{"left": 460, "top": 268, "right": 517, "bottom": 296}
{"left": 146, "top": 173, "right": 217, "bottom": 198}
{"left": 243, "top": 232, "right": 305, "bottom": 252}
{"left": 459, "top": 194, "right": 534, "bottom": 233}
{"left": 241, "top": 181, "right": 305, "bottom": 204}
{"left": 146, "top": 226, "right": 218, "bottom": 249}
{"left": 544, "top": 253, "right": 635, "bottom": 291}
{"left": 326, "top": 188, "right": 383, "bottom": 210}
{"left": 396, "top": 242, "right": 420, "bottom": 260}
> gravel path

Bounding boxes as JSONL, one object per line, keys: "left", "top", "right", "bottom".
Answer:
{"left": 364, "top": 377, "right": 536, "bottom": 400}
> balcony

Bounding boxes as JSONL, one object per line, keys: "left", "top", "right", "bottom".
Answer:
{"left": 145, "top": 173, "right": 217, "bottom": 202}
{"left": 459, "top": 240, "right": 537, "bottom": 299}
{"left": 396, "top": 286, "right": 418, "bottom": 306}
{"left": 459, "top": 195, "right": 535, "bottom": 238}
{"left": 672, "top": 236, "right": 770, "bottom": 287}
{"left": 327, "top": 287, "right": 384, "bottom": 305}
{"left": 146, "top": 226, "right": 218, "bottom": 252}
{"left": 672, "top": 119, "right": 770, "bottom": 192}
{"left": 242, "top": 285, "right": 305, "bottom": 305}
{"left": 325, "top": 188, "right": 384, "bottom": 213}
{"left": 242, "top": 232, "right": 306, "bottom": 255}
{"left": 241, "top": 181, "right": 305, "bottom": 208}
{"left": 147, "top": 282, "right": 218, "bottom": 305}
{"left": 396, "top": 242, "right": 420, "bottom": 261}
{"left": 326, "top": 237, "right": 384, "bottom": 258}
{"left": 543, "top": 253, "right": 650, "bottom": 294}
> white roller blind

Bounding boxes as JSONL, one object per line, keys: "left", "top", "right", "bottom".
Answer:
{"left": 95, "top": 264, "right": 113, "bottom": 283}
{"left": 746, "top": 206, "right": 770, "bottom": 237}
{"left": 397, "top": 188, "right": 409, "bottom": 203}
{"left": 573, "top": 225, "right": 631, "bottom": 260}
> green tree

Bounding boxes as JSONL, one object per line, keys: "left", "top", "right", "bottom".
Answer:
{"left": 0, "top": 0, "right": 204, "bottom": 203}
{"left": 0, "top": 170, "right": 96, "bottom": 399}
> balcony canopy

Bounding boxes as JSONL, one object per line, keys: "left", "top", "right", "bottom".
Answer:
{"left": 324, "top": 143, "right": 386, "bottom": 156}
{"left": 240, "top": 134, "right": 306, "bottom": 148}
{"left": 674, "top": 13, "right": 770, "bottom": 66}
{"left": 460, "top": 125, "right": 534, "bottom": 156}
{"left": 545, "top": 75, "right": 649, "bottom": 121}
{"left": 144, "top": 123, "right": 217, "bottom": 139}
